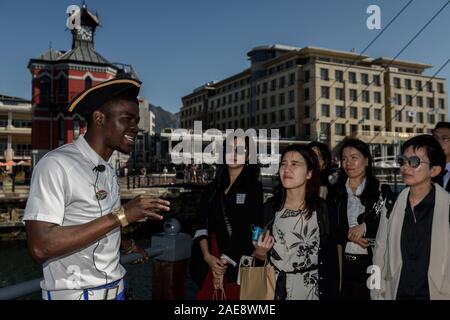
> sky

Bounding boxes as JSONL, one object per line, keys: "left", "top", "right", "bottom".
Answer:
{"left": 0, "top": 0, "right": 449, "bottom": 113}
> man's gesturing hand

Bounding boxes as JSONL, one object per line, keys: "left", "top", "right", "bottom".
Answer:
{"left": 123, "top": 195, "right": 171, "bottom": 223}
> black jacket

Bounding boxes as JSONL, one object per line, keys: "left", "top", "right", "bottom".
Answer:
{"left": 190, "top": 166, "right": 264, "bottom": 286}
{"left": 436, "top": 169, "right": 450, "bottom": 192}
{"left": 261, "top": 196, "right": 339, "bottom": 300}
{"left": 330, "top": 182, "right": 384, "bottom": 255}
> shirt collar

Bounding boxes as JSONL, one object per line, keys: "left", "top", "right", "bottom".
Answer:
{"left": 445, "top": 163, "right": 450, "bottom": 171}
{"left": 406, "top": 184, "right": 435, "bottom": 213}
{"left": 74, "top": 134, "right": 110, "bottom": 168}
{"left": 345, "top": 178, "right": 366, "bottom": 196}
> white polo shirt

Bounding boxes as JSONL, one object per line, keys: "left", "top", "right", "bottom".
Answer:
{"left": 23, "top": 135, "right": 126, "bottom": 291}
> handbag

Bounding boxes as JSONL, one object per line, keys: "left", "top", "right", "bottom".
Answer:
{"left": 239, "top": 256, "right": 276, "bottom": 300}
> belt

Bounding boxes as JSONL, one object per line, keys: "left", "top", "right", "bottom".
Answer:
{"left": 42, "top": 278, "right": 125, "bottom": 300}
{"left": 274, "top": 264, "right": 319, "bottom": 300}
{"left": 344, "top": 253, "right": 370, "bottom": 262}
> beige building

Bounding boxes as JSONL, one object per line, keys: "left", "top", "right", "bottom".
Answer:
{"left": 0, "top": 95, "right": 32, "bottom": 167}
{"left": 180, "top": 45, "right": 448, "bottom": 159}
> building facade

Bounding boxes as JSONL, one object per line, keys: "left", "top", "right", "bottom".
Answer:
{"left": 180, "top": 45, "right": 448, "bottom": 159}
{"left": 0, "top": 95, "right": 32, "bottom": 168}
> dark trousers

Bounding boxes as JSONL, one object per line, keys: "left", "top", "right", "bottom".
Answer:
{"left": 341, "top": 253, "right": 371, "bottom": 300}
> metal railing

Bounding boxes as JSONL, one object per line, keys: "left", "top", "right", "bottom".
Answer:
{"left": 0, "top": 225, "right": 194, "bottom": 302}
{"left": 0, "top": 246, "right": 165, "bottom": 300}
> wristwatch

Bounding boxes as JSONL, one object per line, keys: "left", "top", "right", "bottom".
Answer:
{"left": 112, "top": 206, "right": 129, "bottom": 227}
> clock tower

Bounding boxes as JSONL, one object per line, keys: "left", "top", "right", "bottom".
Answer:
{"left": 28, "top": 4, "right": 138, "bottom": 162}
{"left": 71, "top": 5, "right": 97, "bottom": 48}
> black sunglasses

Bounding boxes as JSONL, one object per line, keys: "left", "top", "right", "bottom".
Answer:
{"left": 396, "top": 155, "right": 429, "bottom": 169}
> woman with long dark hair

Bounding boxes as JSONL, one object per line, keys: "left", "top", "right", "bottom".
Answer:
{"left": 191, "top": 135, "right": 263, "bottom": 300}
{"left": 330, "top": 138, "right": 381, "bottom": 299}
{"left": 308, "top": 141, "right": 333, "bottom": 200}
{"left": 254, "top": 144, "right": 339, "bottom": 300}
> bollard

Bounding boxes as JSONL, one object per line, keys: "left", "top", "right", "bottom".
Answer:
{"left": 151, "top": 219, "right": 192, "bottom": 300}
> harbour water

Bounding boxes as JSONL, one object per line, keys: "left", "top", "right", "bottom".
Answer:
{"left": 0, "top": 240, "right": 41, "bottom": 299}
{"left": 0, "top": 239, "right": 198, "bottom": 300}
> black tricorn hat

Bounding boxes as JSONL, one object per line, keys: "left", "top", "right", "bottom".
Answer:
{"left": 67, "top": 78, "right": 142, "bottom": 116}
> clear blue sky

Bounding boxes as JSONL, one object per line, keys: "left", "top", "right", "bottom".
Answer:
{"left": 0, "top": 0, "right": 449, "bottom": 113}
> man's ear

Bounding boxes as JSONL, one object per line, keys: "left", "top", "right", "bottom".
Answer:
{"left": 430, "top": 165, "right": 442, "bottom": 178}
{"left": 93, "top": 110, "right": 105, "bottom": 127}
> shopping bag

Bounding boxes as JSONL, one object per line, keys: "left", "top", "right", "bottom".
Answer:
{"left": 239, "top": 257, "right": 276, "bottom": 300}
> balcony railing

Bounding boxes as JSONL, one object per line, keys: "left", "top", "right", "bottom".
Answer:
{"left": 357, "top": 130, "right": 416, "bottom": 140}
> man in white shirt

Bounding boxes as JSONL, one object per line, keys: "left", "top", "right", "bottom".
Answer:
{"left": 23, "top": 78, "right": 170, "bottom": 300}
{"left": 432, "top": 122, "right": 450, "bottom": 191}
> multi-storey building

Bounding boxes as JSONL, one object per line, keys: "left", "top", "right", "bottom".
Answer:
{"left": 0, "top": 95, "right": 32, "bottom": 167}
{"left": 180, "top": 45, "right": 448, "bottom": 159}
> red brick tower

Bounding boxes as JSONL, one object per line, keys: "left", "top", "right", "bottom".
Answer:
{"left": 28, "top": 4, "right": 135, "bottom": 160}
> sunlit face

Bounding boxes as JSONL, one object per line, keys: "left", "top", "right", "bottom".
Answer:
{"left": 433, "top": 127, "right": 450, "bottom": 159}
{"left": 341, "top": 147, "right": 368, "bottom": 179}
{"left": 225, "top": 137, "right": 247, "bottom": 169}
{"left": 279, "top": 151, "right": 312, "bottom": 189}
{"left": 311, "top": 146, "right": 325, "bottom": 171}
{"left": 400, "top": 146, "right": 441, "bottom": 187}
{"left": 103, "top": 100, "right": 140, "bottom": 154}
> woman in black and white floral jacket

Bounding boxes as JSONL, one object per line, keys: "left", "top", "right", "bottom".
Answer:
{"left": 254, "top": 144, "right": 339, "bottom": 300}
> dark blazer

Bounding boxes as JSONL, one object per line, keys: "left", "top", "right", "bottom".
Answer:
{"left": 436, "top": 169, "right": 450, "bottom": 192}
{"left": 330, "top": 183, "right": 381, "bottom": 253}
{"left": 261, "top": 196, "right": 339, "bottom": 300}
{"left": 190, "top": 166, "right": 264, "bottom": 286}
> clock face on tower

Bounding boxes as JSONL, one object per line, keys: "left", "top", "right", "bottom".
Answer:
{"left": 77, "top": 26, "right": 93, "bottom": 41}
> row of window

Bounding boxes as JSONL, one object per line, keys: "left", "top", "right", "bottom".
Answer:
{"left": 393, "top": 77, "right": 445, "bottom": 93}
{"left": 215, "top": 78, "right": 251, "bottom": 95}
{"left": 0, "top": 143, "right": 32, "bottom": 155}
{"left": 212, "top": 108, "right": 296, "bottom": 123}
{"left": 319, "top": 68, "right": 382, "bottom": 86}
{"left": 319, "top": 86, "right": 383, "bottom": 103}
{"left": 181, "top": 104, "right": 203, "bottom": 117}
{"left": 312, "top": 122, "right": 438, "bottom": 138}
{"left": 319, "top": 86, "right": 447, "bottom": 109}
{"left": 392, "top": 94, "right": 446, "bottom": 109}
{"left": 256, "top": 73, "right": 296, "bottom": 94}
{"left": 39, "top": 76, "right": 92, "bottom": 103}
{"left": 0, "top": 120, "right": 32, "bottom": 128}
{"left": 318, "top": 105, "right": 383, "bottom": 121}
{"left": 184, "top": 94, "right": 208, "bottom": 107}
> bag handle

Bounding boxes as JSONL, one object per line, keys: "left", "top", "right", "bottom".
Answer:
{"left": 251, "top": 253, "right": 270, "bottom": 267}
{"left": 212, "top": 288, "right": 227, "bottom": 300}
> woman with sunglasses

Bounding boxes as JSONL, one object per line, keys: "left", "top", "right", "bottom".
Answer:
{"left": 253, "top": 144, "right": 339, "bottom": 300}
{"left": 191, "top": 135, "right": 263, "bottom": 300}
{"left": 329, "top": 138, "right": 382, "bottom": 300}
{"left": 372, "top": 135, "right": 450, "bottom": 300}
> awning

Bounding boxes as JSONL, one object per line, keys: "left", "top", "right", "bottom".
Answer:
{"left": 0, "top": 160, "right": 16, "bottom": 166}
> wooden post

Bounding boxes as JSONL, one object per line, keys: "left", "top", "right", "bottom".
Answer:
{"left": 152, "top": 259, "right": 188, "bottom": 300}
{"left": 151, "top": 223, "right": 192, "bottom": 300}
